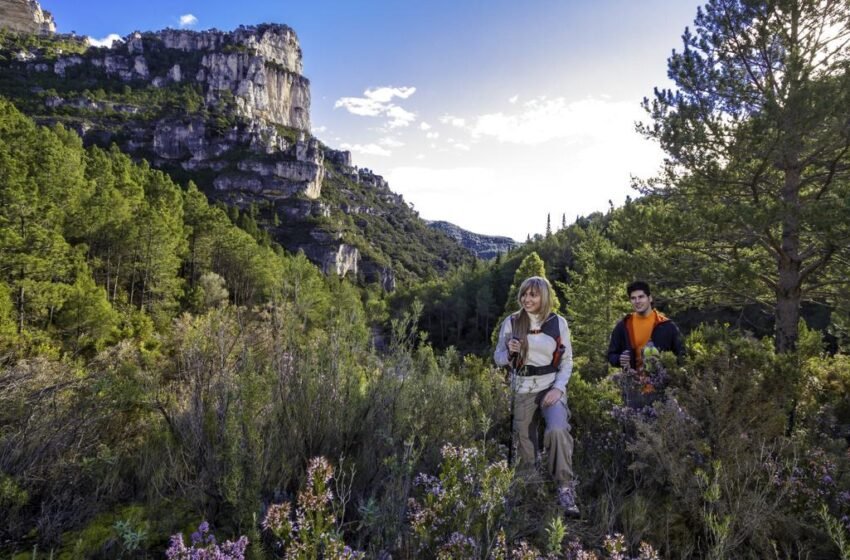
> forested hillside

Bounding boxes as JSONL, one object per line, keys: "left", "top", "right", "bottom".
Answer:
{"left": 3, "top": 0, "right": 850, "bottom": 559}
{"left": 0, "top": 26, "right": 477, "bottom": 286}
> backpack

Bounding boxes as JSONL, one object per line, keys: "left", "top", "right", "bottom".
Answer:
{"left": 511, "top": 313, "right": 566, "bottom": 375}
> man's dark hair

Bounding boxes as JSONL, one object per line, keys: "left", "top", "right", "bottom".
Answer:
{"left": 627, "top": 281, "right": 651, "bottom": 298}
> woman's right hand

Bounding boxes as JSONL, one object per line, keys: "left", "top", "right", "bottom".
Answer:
{"left": 507, "top": 338, "right": 521, "bottom": 355}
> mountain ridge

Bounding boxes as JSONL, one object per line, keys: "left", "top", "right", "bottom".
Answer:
{"left": 0, "top": 14, "right": 477, "bottom": 285}
{"left": 426, "top": 220, "right": 516, "bottom": 260}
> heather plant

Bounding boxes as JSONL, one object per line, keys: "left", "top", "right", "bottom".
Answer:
{"left": 487, "top": 530, "right": 662, "bottom": 560}
{"left": 165, "top": 521, "right": 249, "bottom": 559}
{"left": 407, "top": 443, "right": 513, "bottom": 558}
{"left": 261, "top": 457, "right": 364, "bottom": 560}
{"left": 797, "top": 351, "right": 850, "bottom": 447}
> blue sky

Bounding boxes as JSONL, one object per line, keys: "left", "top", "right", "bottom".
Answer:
{"left": 45, "top": 1, "right": 703, "bottom": 240}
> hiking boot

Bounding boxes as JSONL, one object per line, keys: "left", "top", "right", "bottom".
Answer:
{"left": 557, "top": 484, "right": 580, "bottom": 518}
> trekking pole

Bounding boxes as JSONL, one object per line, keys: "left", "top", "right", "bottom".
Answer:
{"left": 507, "top": 339, "right": 519, "bottom": 468}
{"left": 620, "top": 349, "right": 633, "bottom": 409}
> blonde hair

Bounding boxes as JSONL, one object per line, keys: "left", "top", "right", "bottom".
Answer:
{"left": 512, "top": 276, "right": 554, "bottom": 363}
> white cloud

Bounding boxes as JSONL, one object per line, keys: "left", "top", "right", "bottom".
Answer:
{"left": 509, "top": 95, "right": 519, "bottom": 104}
{"left": 386, "top": 105, "right": 416, "bottom": 128}
{"left": 179, "top": 14, "right": 198, "bottom": 27}
{"left": 426, "top": 131, "right": 440, "bottom": 139}
{"left": 466, "top": 96, "right": 645, "bottom": 146}
{"left": 312, "top": 125, "right": 328, "bottom": 134}
{"left": 439, "top": 115, "right": 466, "bottom": 127}
{"left": 419, "top": 122, "right": 432, "bottom": 131}
{"left": 334, "top": 86, "right": 417, "bottom": 128}
{"left": 379, "top": 137, "right": 405, "bottom": 148}
{"left": 340, "top": 142, "right": 392, "bottom": 157}
{"left": 364, "top": 86, "right": 416, "bottom": 103}
{"left": 334, "top": 97, "right": 384, "bottom": 116}
{"left": 87, "top": 33, "right": 122, "bottom": 47}
{"left": 452, "top": 143, "right": 471, "bottom": 151}
{"left": 416, "top": 154, "right": 426, "bottom": 160}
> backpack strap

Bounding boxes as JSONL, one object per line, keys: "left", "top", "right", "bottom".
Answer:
{"left": 515, "top": 313, "right": 566, "bottom": 375}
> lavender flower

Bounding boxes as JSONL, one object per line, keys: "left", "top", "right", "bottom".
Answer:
{"left": 165, "top": 522, "right": 248, "bottom": 560}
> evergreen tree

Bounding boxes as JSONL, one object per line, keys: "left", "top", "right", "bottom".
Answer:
{"left": 492, "top": 252, "right": 562, "bottom": 344}
{"left": 558, "top": 226, "right": 631, "bottom": 379}
{"left": 0, "top": 100, "right": 79, "bottom": 333}
{"left": 640, "top": 0, "right": 850, "bottom": 353}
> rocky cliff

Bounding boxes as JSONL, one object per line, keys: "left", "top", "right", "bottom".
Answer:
{"left": 48, "top": 25, "right": 310, "bottom": 131}
{"left": 0, "top": 23, "right": 475, "bottom": 286}
{"left": 427, "top": 221, "right": 517, "bottom": 260}
{"left": 0, "top": 0, "right": 54, "bottom": 35}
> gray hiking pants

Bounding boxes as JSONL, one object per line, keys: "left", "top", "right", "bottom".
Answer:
{"left": 513, "top": 390, "right": 575, "bottom": 485}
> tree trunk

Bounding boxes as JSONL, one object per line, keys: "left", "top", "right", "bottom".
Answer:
{"left": 776, "top": 162, "right": 802, "bottom": 353}
{"left": 105, "top": 249, "right": 111, "bottom": 302}
{"left": 17, "top": 283, "right": 24, "bottom": 334}
{"left": 113, "top": 255, "right": 121, "bottom": 302}
{"left": 774, "top": 263, "right": 801, "bottom": 354}
{"left": 777, "top": 160, "right": 803, "bottom": 436}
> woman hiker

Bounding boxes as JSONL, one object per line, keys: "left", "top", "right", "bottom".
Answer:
{"left": 494, "top": 276, "right": 579, "bottom": 517}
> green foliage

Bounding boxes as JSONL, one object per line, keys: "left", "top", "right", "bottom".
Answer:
{"left": 590, "top": 326, "right": 845, "bottom": 558}
{"left": 543, "top": 515, "right": 566, "bottom": 556}
{"left": 54, "top": 270, "right": 118, "bottom": 353}
{"left": 559, "top": 224, "right": 631, "bottom": 379}
{"left": 0, "top": 30, "right": 88, "bottom": 61}
{"left": 820, "top": 504, "right": 850, "bottom": 560}
{"left": 0, "top": 281, "right": 17, "bottom": 349}
{"left": 503, "top": 251, "right": 559, "bottom": 314}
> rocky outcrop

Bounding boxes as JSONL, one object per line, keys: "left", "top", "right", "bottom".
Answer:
{"left": 209, "top": 137, "right": 324, "bottom": 199}
{"left": 361, "top": 262, "right": 397, "bottom": 291}
{"left": 427, "top": 221, "right": 517, "bottom": 260}
{"left": 47, "top": 24, "right": 310, "bottom": 131}
{"left": 198, "top": 51, "right": 309, "bottom": 129}
{"left": 159, "top": 26, "right": 302, "bottom": 73}
{"left": 0, "top": 0, "right": 55, "bottom": 35}
{"left": 327, "top": 244, "right": 359, "bottom": 277}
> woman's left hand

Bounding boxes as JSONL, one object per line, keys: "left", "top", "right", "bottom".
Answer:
{"left": 541, "top": 388, "right": 563, "bottom": 407}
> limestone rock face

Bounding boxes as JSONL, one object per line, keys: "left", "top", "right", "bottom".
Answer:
{"left": 0, "top": 0, "right": 55, "bottom": 35}
{"left": 199, "top": 51, "right": 310, "bottom": 130}
{"left": 46, "top": 24, "right": 310, "bottom": 131}
{"left": 328, "top": 244, "right": 359, "bottom": 277}
{"left": 145, "top": 25, "right": 310, "bottom": 130}
{"left": 325, "top": 149, "right": 352, "bottom": 168}
{"left": 160, "top": 26, "right": 302, "bottom": 74}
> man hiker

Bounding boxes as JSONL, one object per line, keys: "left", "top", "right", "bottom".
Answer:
{"left": 607, "top": 281, "right": 684, "bottom": 409}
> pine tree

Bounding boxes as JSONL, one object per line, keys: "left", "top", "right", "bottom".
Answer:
{"left": 640, "top": 0, "right": 850, "bottom": 353}
{"left": 492, "top": 252, "right": 561, "bottom": 344}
